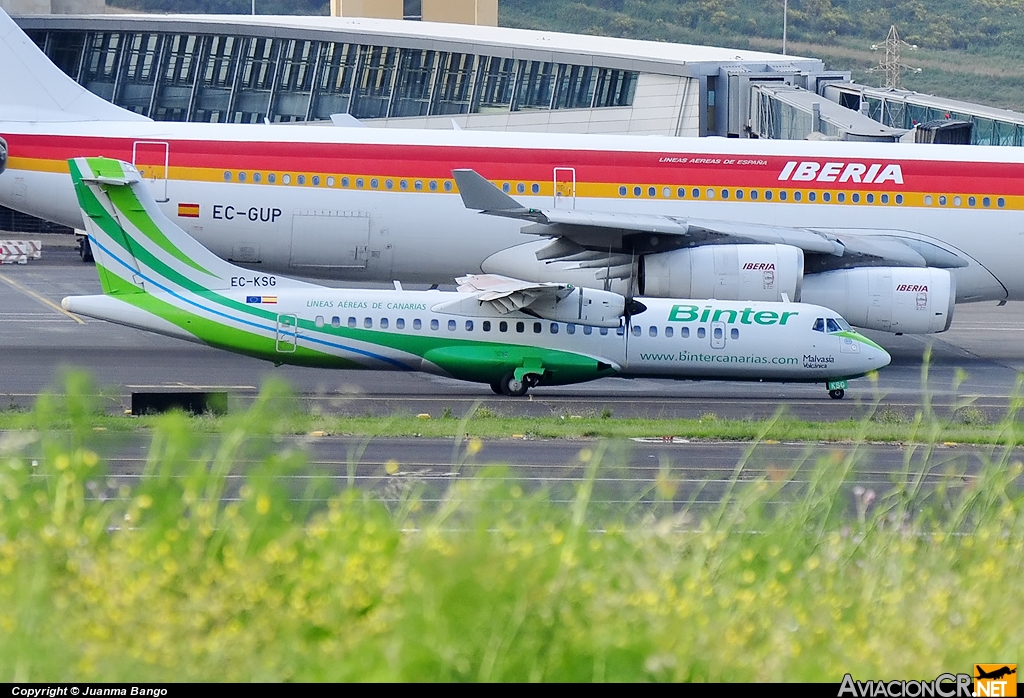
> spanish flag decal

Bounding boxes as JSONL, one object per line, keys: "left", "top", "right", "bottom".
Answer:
{"left": 177, "top": 203, "right": 200, "bottom": 218}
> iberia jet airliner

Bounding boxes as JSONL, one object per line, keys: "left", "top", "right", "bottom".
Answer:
{"left": 0, "top": 9, "right": 1020, "bottom": 335}
{"left": 61, "top": 157, "right": 889, "bottom": 398}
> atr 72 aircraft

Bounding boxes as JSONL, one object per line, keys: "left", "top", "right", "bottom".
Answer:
{"left": 1, "top": 9, "right": 1021, "bottom": 335}
{"left": 62, "top": 157, "right": 889, "bottom": 397}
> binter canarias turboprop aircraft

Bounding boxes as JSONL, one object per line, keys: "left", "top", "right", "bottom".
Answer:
{"left": 0, "top": 9, "right": 1019, "bottom": 335}
{"left": 61, "top": 157, "right": 890, "bottom": 398}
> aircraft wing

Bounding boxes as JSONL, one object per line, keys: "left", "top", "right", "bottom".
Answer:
{"left": 432, "top": 273, "right": 629, "bottom": 328}
{"left": 449, "top": 273, "right": 577, "bottom": 314}
{"left": 452, "top": 169, "right": 967, "bottom": 271}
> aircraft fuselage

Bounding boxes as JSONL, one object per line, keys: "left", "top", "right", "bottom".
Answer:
{"left": 2, "top": 121, "right": 1022, "bottom": 303}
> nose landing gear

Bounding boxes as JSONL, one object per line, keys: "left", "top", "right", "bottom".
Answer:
{"left": 827, "top": 380, "right": 848, "bottom": 400}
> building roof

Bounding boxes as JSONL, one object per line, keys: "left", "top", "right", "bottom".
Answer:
{"left": 16, "top": 12, "right": 821, "bottom": 76}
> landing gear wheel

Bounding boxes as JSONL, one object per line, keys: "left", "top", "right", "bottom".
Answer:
{"left": 500, "top": 372, "right": 529, "bottom": 397}
{"left": 489, "top": 381, "right": 503, "bottom": 395}
{"left": 79, "top": 236, "right": 94, "bottom": 263}
{"left": 829, "top": 388, "right": 845, "bottom": 400}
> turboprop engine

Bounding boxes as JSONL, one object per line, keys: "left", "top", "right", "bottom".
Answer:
{"left": 639, "top": 244, "right": 804, "bottom": 302}
{"left": 801, "top": 267, "right": 955, "bottom": 334}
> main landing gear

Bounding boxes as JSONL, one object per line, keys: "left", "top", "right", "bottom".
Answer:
{"left": 829, "top": 388, "right": 845, "bottom": 400}
{"left": 493, "top": 372, "right": 538, "bottom": 397}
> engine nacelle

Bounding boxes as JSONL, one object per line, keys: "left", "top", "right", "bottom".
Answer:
{"left": 801, "top": 267, "right": 955, "bottom": 334}
{"left": 526, "top": 286, "right": 627, "bottom": 328}
{"left": 640, "top": 244, "right": 804, "bottom": 302}
{"left": 0, "top": 137, "right": 6, "bottom": 175}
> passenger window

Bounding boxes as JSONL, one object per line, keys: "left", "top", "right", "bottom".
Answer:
{"left": 566, "top": 323, "right": 576, "bottom": 335}
{"left": 533, "top": 322, "right": 542, "bottom": 334}
{"left": 677, "top": 187, "right": 686, "bottom": 198}
{"left": 483, "top": 321, "right": 491, "bottom": 331}
{"left": 681, "top": 327, "right": 689, "bottom": 338}
{"left": 663, "top": 187, "right": 671, "bottom": 198}
{"left": 380, "top": 318, "right": 389, "bottom": 329}
{"left": 826, "top": 318, "right": 842, "bottom": 333}
{"left": 499, "top": 321, "right": 508, "bottom": 332}
{"left": 619, "top": 186, "right": 627, "bottom": 196}
{"left": 692, "top": 188, "right": 700, "bottom": 198}
{"left": 516, "top": 321, "right": 525, "bottom": 333}
{"left": 779, "top": 191, "right": 788, "bottom": 201}
{"left": 364, "top": 318, "right": 373, "bottom": 329}
{"left": 602, "top": 328, "right": 610, "bottom": 336}
{"left": 465, "top": 320, "right": 473, "bottom": 331}
{"left": 413, "top": 319, "right": 422, "bottom": 330}
{"left": 396, "top": 318, "right": 405, "bottom": 329}
{"left": 648, "top": 186, "right": 657, "bottom": 197}
{"left": 813, "top": 318, "right": 824, "bottom": 332}
{"left": 431, "top": 319, "right": 439, "bottom": 330}
{"left": 315, "top": 316, "right": 324, "bottom": 328}
{"left": 649, "top": 326, "right": 657, "bottom": 337}
{"left": 448, "top": 319, "right": 457, "bottom": 331}
{"left": 632, "top": 325, "right": 641, "bottom": 337}
{"left": 582, "top": 326, "right": 592, "bottom": 335}
{"left": 713, "top": 326, "right": 723, "bottom": 340}
{"left": 532, "top": 183, "right": 540, "bottom": 194}
{"left": 665, "top": 327, "right": 673, "bottom": 338}
{"left": 348, "top": 317, "right": 356, "bottom": 328}
{"left": 765, "top": 191, "right": 773, "bottom": 201}
{"left": 331, "top": 316, "right": 340, "bottom": 328}
{"left": 750, "top": 190, "right": 758, "bottom": 200}
{"left": 730, "top": 328, "right": 739, "bottom": 339}
{"left": 697, "top": 327, "right": 706, "bottom": 339}
{"left": 550, "top": 323, "right": 558, "bottom": 334}
{"left": 736, "top": 190, "right": 744, "bottom": 200}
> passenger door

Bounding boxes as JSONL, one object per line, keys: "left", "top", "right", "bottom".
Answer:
{"left": 132, "top": 140, "right": 170, "bottom": 203}
{"left": 553, "top": 167, "right": 576, "bottom": 210}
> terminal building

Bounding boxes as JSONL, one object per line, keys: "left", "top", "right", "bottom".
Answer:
{"left": 3, "top": 7, "right": 1024, "bottom": 233}
{"left": 13, "top": 11, "right": 859, "bottom": 138}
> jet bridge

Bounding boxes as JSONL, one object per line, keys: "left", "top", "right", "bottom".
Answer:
{"left": 748, "top": 83, "right": 904, "bottom": 142}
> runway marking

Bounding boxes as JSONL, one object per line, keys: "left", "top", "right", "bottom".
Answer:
{"left": 0, "top": 271, "right": 84, "bottom": 324}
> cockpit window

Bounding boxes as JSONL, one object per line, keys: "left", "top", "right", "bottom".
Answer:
{"left": 835, "top": 317, "right": 852, "bottom": 331}
{"left": 812, "top": 318, "right": 825, "bottom": 332}
{"left": 826, "top": 318, "right": 843, "bottom": 333}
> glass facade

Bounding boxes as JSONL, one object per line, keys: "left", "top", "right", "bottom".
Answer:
{"left": 34, "top": 28, "right": 638, "bottom": 124}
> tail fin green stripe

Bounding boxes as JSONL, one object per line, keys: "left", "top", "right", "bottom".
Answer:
{"left": 105, "top": 183, "right": 214, "bottom": 278}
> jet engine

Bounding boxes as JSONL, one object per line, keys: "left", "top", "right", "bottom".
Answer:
{"left": 801, "top": 267, "right": 955, "bottom": 334}
{"left": 639, "top": 244, "right": 804, "bottom": 302}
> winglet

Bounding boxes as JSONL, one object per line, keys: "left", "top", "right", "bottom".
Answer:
{"left": 452, "top": 169, "right": 527, "bottom": 212}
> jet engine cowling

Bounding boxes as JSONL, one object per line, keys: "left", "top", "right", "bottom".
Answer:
{"left": 801, "top": 267, "right": 955, "bottom": 334}
{"left": 639, "top": 244, "right": 804, "bottom": 302}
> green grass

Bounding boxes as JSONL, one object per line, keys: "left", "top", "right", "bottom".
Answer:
{"left": 2, "top": 372, "right": 1021, "bottom": 445}
{"left": 0, "top": 372, "right": 1022, "bottom": 680}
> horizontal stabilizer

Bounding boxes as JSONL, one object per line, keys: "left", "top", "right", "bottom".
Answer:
{"left": 452, "top": 169, "right": 532, "bottom": 213}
